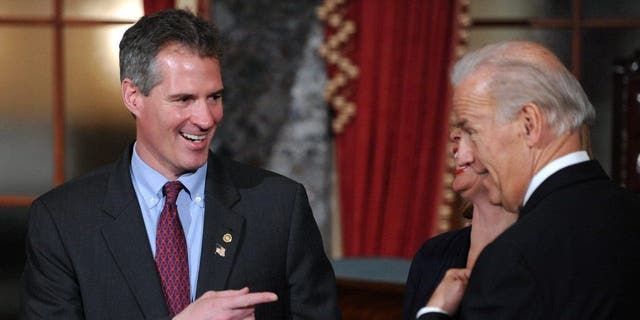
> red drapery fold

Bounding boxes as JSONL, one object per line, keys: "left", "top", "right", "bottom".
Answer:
{"left": 143, "top": 0, "right": 176, "bottom": 15}
{"left": 336, "top": 0, "right": 459, "bottom": 258}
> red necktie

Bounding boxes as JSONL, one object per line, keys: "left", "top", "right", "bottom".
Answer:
{"left": 155, "top": 181, "right": 190, "bottom": 316}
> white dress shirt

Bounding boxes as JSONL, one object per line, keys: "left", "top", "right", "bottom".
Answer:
{"left": 523, "top": 150, "right": 590, "bottom": 206}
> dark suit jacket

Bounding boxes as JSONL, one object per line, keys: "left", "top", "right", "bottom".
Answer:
{"left": 404, "top": 227, "right": 470, "bottom": 320}
{"left": 420, "top": 160, "right": 640, "bottom": 320}
{"left": 21, "top": 146, "right": 341, "bottom": 319}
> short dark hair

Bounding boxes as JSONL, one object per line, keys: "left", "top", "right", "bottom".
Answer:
{"left": 119, "top": 9, "right": 224, "bottom": 95}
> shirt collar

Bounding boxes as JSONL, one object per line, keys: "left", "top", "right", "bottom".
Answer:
{"left": 130, "top": 142, "right": 207, "bottom": 209}
{"left": 523, "top": 150, "right": 590, "bottom": 206}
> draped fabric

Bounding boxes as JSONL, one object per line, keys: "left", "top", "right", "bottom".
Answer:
{"left": 336, "top": 0, "right": 460, "bottom": 258}
{"left": 143, "top": 0, "right": 175, "bottom": 15}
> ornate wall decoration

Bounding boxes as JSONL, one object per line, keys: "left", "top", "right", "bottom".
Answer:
{"left": 317, "top": 0, "right": 359, "bottom": 134}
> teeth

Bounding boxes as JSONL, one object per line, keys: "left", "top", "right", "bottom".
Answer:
{"left": 182, "top": 133, "right": 206, "bottom": 142}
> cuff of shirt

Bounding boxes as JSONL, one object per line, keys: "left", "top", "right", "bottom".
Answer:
{"left": 416, "top": 306, "right": 449, "bottom": 318}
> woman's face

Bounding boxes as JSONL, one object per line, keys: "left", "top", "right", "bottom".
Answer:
{"left": 450, "top": 127, "right": 489, "bottom": 200}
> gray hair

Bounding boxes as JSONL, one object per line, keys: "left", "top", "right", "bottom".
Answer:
{"left": 119, "top": 9, "right": 224, "bottom": 95}
{"left": 451, "top": 41, "right": 595, "bottom": 135}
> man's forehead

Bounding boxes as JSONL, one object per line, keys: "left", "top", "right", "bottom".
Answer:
{"left": 451, "top": 80, "right": 496, "bottom": 123}
{"left": 454, "top": 66, "right": 494, "bottom": 96}
{"left": 450, "top": 94, "right": 477, "bottom": 127}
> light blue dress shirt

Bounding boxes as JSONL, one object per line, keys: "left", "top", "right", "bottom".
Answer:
{"left": 130, "top": 144, "right": 206, "bottom": 302}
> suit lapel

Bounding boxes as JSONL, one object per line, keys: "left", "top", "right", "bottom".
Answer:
{"left": 196, "top": 153, "right": 245, "bottom": 296}
{"left": 100, "top": 146, "right": 169, "bottom": 317}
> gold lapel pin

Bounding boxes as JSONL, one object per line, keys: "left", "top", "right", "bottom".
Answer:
{"left": 223, "top": 233, "right": 232, "bottom": 243}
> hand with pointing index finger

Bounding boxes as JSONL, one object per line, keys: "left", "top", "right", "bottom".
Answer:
{"left": 173, "top": 287, "right": 278, "bottom": 320}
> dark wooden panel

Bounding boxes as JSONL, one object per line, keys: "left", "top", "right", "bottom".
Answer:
{"left": 337, "top": 278, "right": 404, "bottom": 320}
{"left": 612, "top": 52, "right": 640, "bottom": 192}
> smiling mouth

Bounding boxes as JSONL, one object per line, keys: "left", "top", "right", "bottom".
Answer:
{"left": 181, "top": 132, "right": 206, "bottom": 142}
{"left": 455, "top": 166, "right": 467, "bottom": 175}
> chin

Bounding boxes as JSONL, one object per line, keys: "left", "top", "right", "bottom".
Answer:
{"left": 181, "top": 156, "right": 209, "bottom": 172}
{"left": 451, "top": 180, "right": 468, "bottom": 193}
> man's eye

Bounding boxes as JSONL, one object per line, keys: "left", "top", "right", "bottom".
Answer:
{"left": 173, "top": 96, "right": 191, "bottom": 103}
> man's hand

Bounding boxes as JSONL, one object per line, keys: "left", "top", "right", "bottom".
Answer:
{"left": 425, "top": 268, "right": 470, "bottom": 315}
{"left": 173, "top": 287, "right": 278, "bottom": 320}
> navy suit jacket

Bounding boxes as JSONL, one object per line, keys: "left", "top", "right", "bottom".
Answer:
{"left": 21, "top": 145, "right": 341, "bottom": 319}
{"left": 420, "top": 160, "right": 640, "bottom": 320}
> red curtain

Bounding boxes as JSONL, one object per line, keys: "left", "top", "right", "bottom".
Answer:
{"left": 143, "top": 0, "right": 175, "bottom": 15}
{"left": 337, "top": 0, "right": 459, "bottom": 258}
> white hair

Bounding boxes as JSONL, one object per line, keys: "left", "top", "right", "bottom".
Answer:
{"left": 451, "top": 41, "right": 595, "bottom": 135}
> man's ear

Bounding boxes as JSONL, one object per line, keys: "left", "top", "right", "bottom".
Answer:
{"left": 520, "top": 102, "right": 544, "bottom": 147}
{"left": 122, "top": 78, "right": 142, "bottom": 117}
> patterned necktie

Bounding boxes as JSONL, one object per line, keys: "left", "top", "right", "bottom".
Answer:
{"left": 155, "top": 181, "right": 190, "bottom": 316}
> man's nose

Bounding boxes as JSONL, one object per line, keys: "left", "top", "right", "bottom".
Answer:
{"left": 449, "top": 127, "right": 462, "bottom": 142}
{"left": 191, "top": 100, "right": 221, "bottom": 128}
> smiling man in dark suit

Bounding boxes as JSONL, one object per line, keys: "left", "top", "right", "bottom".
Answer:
{"left": 417, "top": 41, "right": 640, "bottom": 319}
{"left": 21, "top": 9, "right": 340, "bottom": 320}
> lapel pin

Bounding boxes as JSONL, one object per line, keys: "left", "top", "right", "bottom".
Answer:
{"left": 223, "top": 233, "right": 232, "bottom": 243}
{"left": 215, "top": 243, "right": 226, "bottom": 257}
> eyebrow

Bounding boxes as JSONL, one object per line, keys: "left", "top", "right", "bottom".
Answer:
{"left": 210, "top": 88, "right": 224, "bottom": 96}
{"left": 167, "top": 93, "right": 193, "bottom": 100}
{"left": 167, "top": 88, "right": 225, "bottom": 100}
{"left": 451, "top": 118, "right": 467, "bottom": 128}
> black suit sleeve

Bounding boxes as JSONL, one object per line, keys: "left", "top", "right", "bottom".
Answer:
{"left": 21, "top": 199, "right": 84, "bottom": 319}
{"left": 418, "top": 313, "right": 452, "bottom": 320}
{"left": 286, "top": 184, "right": 341, "bottom": 319}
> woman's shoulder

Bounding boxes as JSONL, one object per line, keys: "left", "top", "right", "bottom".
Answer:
{"left": 415, "top": 226, "right": 471, "bottom": 259}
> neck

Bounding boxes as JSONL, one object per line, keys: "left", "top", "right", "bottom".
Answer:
{"left": 531, "top": 129, "right": 582, "bottom": 177}
{"left": 502, "top": 129, "right": 583, "bottom": 213}
{"left": 467, "top": 197, "right": 517, "bottom": 269}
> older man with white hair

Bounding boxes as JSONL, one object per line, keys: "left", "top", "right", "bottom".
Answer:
{"left": 418, "top": 41, "right": 640, "bottom": 320}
